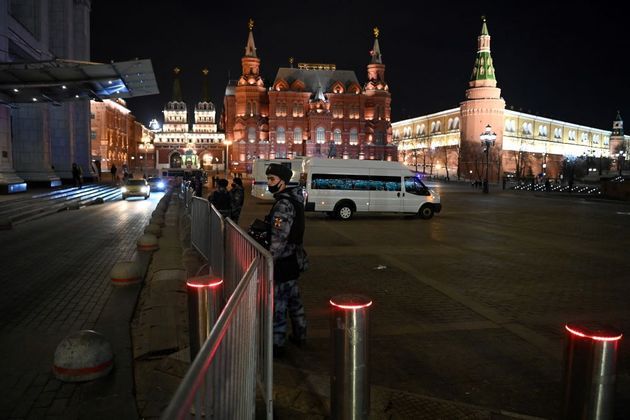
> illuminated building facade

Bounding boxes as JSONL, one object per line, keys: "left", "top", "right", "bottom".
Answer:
{"left": 153, "top": 68, "right": 225, "bottom": 172}
{"left": 90, "top": 98, "right": 155, "bottom": 177}
{"left": 222, "top": 21, "right": 394, "bottom": 175}
{"left": 392, "top": 18, "right": 630, "bottom": 182}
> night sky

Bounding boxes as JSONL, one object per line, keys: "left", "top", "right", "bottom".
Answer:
{"left": 91, "top": 0, "right": 629, "bottom": 132}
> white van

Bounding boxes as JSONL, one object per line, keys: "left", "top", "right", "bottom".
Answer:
{"left": 251, "top": 157, "right": 305, "bottom": 200}
{"left": 302, "top": 158, "right": 441, "bottom": 220}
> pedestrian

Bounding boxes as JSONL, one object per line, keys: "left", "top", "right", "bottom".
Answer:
{"left": 229, "top": 177, "right": 245, "bottom": 223}
{"left": 193, "top": 175, "right": 203, "bottom": 197}
{"left": 209, "top": 178, "right": 231, "bottom": 218}
{"left": 263, "top": 163, "right": 307, "bottom": 357}
{"left": 110, "top": 163, "right": 117, "bottom": 182}
{"left": 71, "top": 162, "right": 82, "bottom": 188}
{"left": 545, "top": 178, "right": 551, "bottom": 192}
{"left": 96, "top": 160, "right": 102, "bottom": 182}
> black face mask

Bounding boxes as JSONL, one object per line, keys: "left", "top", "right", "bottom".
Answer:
{"left": 268, "top": 183, "right": 281, "bottom": 194}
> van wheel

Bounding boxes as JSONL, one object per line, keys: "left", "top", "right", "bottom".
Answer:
{"left": 418, "top": 205, "right": 434, "bottom": 219}
{"left": 335, "top": 203, "right": 354, "bottom": 220}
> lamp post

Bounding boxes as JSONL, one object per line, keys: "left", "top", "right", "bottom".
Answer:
{"left": 225, "top": 140, "right": 232, "bottom": 178}
{"left": 413, "top": 143, "right": 418, "bottom": 173}
{"left": 480, "top": 124, "right": 497, "bottom": 193}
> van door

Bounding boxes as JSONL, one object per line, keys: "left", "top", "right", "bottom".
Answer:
{"left": 368, "top": 170, "right": 402, "bottom": 212}
{"left": 402, "top": 176, "right": 430, "bottom": 213}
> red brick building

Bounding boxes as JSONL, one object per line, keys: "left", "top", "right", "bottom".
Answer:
{"left": 222, "top": 21, "right": 395, "bottom": 175}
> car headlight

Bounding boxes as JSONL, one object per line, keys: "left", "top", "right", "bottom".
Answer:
{"left": 121, "top": 187, "right": 128, "bottom": 193}
{"left": 158, "top": 182, "right": 165, "bottom": 189}
{"left": 141, "top": 186, "right": 148, "bottom": 193}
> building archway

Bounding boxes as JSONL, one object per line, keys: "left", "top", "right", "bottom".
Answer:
{"left": 170, "top": 152, "right": 182, "bottom": 168}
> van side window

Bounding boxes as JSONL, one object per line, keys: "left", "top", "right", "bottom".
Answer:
{"left": 404, "top": 177, "right": 430, "bottom": 196}
{"left": 312, "top": 174, "right": 400, "bottom": 191}
{"left": 312, "top": 174, "right": 370, "bottom": 190}
{"left": 369, "top": 176, "right": 401, "bottom": 191}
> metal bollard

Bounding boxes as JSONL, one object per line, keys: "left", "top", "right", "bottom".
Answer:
{"left": 187, "top": 275, "right": 224, "bottom": 360}
{"left": 562, "top": 322, "right": 623, "bottom": 419}
{"left": 330, "top": 294, "right": 372, "bottom": 420}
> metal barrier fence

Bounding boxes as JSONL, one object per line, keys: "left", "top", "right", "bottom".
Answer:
{"left": 190, "top": 197, "right": 225, "bottom": 276}
{"left": 162, "top": 197, "right": 274, "bottom": 419}
{"left": 223, "top": 218, "right": 275, "bottom": 418}
{"left": 161, "top": 259, "right": 261, "bottom": 419}
{"left": 180, "top": 182, "right": 194, "bottom": 210}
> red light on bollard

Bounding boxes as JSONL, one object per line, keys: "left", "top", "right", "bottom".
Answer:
{"left": 186, "top": 276, "right": 223, "bottom": 289}
{"left": 330, "top": 295, "right": 373, "bottom": 310}
{"left": 565, "top": 323, "right": 623, "bottom": 342}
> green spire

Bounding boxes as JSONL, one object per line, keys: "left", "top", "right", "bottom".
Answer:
{"left": 480, "top": 15, "right": 489, "bottom": 35}
{"left": 470, "top": 16, "right": 496, "bottom": 83}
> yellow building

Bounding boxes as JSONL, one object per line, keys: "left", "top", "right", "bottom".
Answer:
{"left": 392, "top": 18, "right": 629, "bottom": 183}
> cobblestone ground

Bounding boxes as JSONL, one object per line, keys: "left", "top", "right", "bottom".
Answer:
{"left": 0, "top": 197, "right": 156, "bottom": 419}
{"left": 238, "top": 184, "right": 630, "bottom": 419}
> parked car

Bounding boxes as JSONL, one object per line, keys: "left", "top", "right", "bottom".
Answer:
{"left": 121, "top": 178, "right": 150, "bottom": 200}
{"left": 147, "top": 177, "right": 166, "bottom": 192}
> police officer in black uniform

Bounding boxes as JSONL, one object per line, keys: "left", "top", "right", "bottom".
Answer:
{"left": 264, "top": 163, "right": 307, "bottom": 356}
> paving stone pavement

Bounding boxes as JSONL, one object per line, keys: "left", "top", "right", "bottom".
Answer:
{"left": 2, "top": 181, "right": 629, "bottom": 419}
{"left": 0, "top": 191, "right": 156, "bottom": 419}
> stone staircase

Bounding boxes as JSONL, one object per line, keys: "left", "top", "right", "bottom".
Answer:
{"left": 0, "top": 184, "right": 122, "bottom": 228}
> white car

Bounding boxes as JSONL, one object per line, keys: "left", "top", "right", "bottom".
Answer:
{"left": 121, "top": 179, "right": 150, "bottom": 200}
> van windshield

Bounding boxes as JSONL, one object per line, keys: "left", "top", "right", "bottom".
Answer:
{"left": 404, "top": 177, "right": 430, "bottom": 196}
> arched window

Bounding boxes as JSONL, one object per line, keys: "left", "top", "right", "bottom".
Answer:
{"left": 375, "top": 131, "right": 384, "bottom": 145}
{"left": 431, "top": 122, "right": 436, "bottom": 133}
{"left": 349, "top": 128, "right": 358, "bottom": 145}
{"left": 294, "top": 127, "right": 302, "bottom": 143}
{"left": 293, "top": 102, "right": 302, "bottom": 117}
{"left": 448, "top": 118, "right": 453, "bottom": 130}
{"left": 246, "top": 102, "right": 251, "bottom": 116}
{"left": 277, "top": 126, "right": 285, "bottom": 144}
{"left": 453, "top": 117, "right": 460, "bottom": 129}
{"left": 248, "top": 127, "right": 256, "bottom": 142}
{"left": 316, "top": 127, "right": 326, "bottom": 144}
{"left": 538, "top": 125, "right": 548, "bottom": 137}
{"left": 333, "top": 128, "right": 342, "bottom": 144}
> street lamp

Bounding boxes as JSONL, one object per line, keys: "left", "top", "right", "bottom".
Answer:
{"left": 480, "top": 124, "right": 497, "bottom": 193}
{"left": 225, "top": 140, "right": 232, "bottom": 177}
